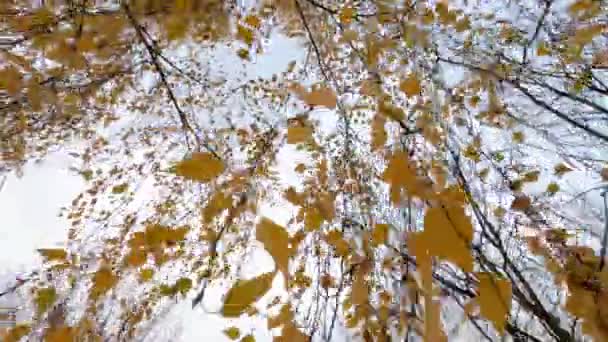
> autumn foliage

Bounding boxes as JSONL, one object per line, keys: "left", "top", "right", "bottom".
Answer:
{"left": 1, "top": 0, "right": 608, "bottom": 341}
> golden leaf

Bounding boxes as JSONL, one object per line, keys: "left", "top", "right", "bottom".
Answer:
{"left": 400, "top": 74, "right": 421, "bottom": 96}
{"left": 125, "top": 248, "right": 147, "bottom": 267}
{"left": 304, "top": 206, "right": 323, "bottom": 231}
{"left": 512, "top": 131, "right": 524, "bottom": 143}
{"left": 241, "top": 334, "right": 256, "bottom": 342}
{"left": 371, "top": 114, "right": 387, "bottom": 151}
{"left": 3, "top": 324, "right": 31, "bottom": 342}
{"left": 316, "top": 193, "right": 335, "bottom": 221}
{"left": 554, "top": 163, "right": 573, "bottom": 176}
{"left": 371, "top": 224, "right": 388, "bottom": 246}
{"left": 537, "top": 41, "right": 551, "bottom": 56}
{"left": 268, "top": 304, "right": 293, "bottom": 329}
{"left": 340, "top": 7, "right": 356, "bottom": 24}
{"left": 421, "top": 205, "right": 474, "bottom": 272}
{"left": 202, "top": 191, "right": 232, "bottom": 223}
{"left": 511, "top": 195, "right": 531, "bottom": 211}
{"left": 523, "top": 170, "right": 540, "bottom": 182}
{"left": 382, "top": 151, "right": 429, "bottom": 202}
{"left": 547, "top": 182, "right": 560, "bottom": 195}
{"left": 306, "top": 86, "right": 338, "bottom": 109}
{"left": 221, "top": 272, "right": 274, "bottom": 317}
{"left": 44, "top": 326, "right": 75, "bottom": 342}
{"left": 324, "top": 230, "right": 350, "bottom": 256}
{"left": 287, "top": 126, "right": 313, "bottom": 144}
{"left": 174, "top": 152, "right": 224, "bottom": 183}
{"left": 90, "top": 266, "right": 117, "bottom": 300}
{"left": 244, "top": 15, "right": 261, "bottom": 29}
{"left": 139, "top": 268, "right": 154, "bottom": 282}
{"left": 280, "top": 322, "right": 309, "bottom": 342}
{"left": 37, "top": 248, "right": 67, "bottom": 262}
{"left": 477, "top": 272, "right": 511, "bottom": 334}
{"left": 351, "top": 268, "right": 368, "bottom": 305}
{"left": 223, "top": 327, "right": 241, "bottom": 340}
{"left": 35, "top": 287, "right": 56, "bottom": 316}
{"left": 257, "top": 218, "right": 290, "bottom": 282}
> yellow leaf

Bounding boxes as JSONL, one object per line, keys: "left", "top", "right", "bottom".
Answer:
{"left": 477, "top": 272, "right": 511, "bottom": 334}
{"left": 257, "top": 218, "right": 290, "bottom": 282}
{"left": 305, "top": 86, "right": 338, "bottom": 109}
{"left": 339, "top": 7, "right": 355, "bottom": 24}
{"left": 111, "top": 183, "right": 128, "bottom": 194}
{"left": 281, "top": 322, "right": 309, "bottom": 342}
{"left": 421, "top": 205, "right": 474, "bottom": 272}
{"left": 351, "top": 268, "right": 368, "bottom": 305}
{"left": 174, "top": 152, "right": 224, "bottom": 183}
{"left": 512, "top": 131, "right": 524, "bottom": 143}
{"left": 237, "top": 48, "right": 250, "bottom": 60}
{"left": 382, "top": 151, "right": 429, "bottom": 202}
{"left": 547, "top": 182, "right": 560, "bottom": 195}
{"left": 244, "top": 14, "right": 261, "bottom": 29}
{"left": 221, "top": 272, "right": 274, "bottom": 317}
{"left": 371, "top": 224, "right": 388, "bottom": 246}
{"left": 287, "top": 126, "right": 313, "bottom": 144}
{"left": 139, "top": 268, "right": 154, "bottom": 282}
{"left": 223, "top": 327, "right": 241, "bottom": 340}
{"left": 44, "top": 326, "right": 75, "bottom": 342}
{"left": 324, "top": 230, "right": 350, "bottom": 256}
{"left": 268, "top": 304, "right": 293, "bottom": 329}
{"left": 241, "top": 334, "right": 256, "bottom": 342}
{"left": 202, "top": 191, "right": 232, "bottom": 223}
{"left": 537, "top": 41, "right": 551, "bottom": 56}
{"left": 400, "top": 74, "right": 421, "bottom": 96}
{"left": 35, "top": 287, "right": 56, "bottom": 316}
{"left": 511, "top": 195, "right": 531, "bottom": 211}
{"left": 316, "top": 193, "right": 335, "bottom": 221}
{"left": 237, "top": 24, "right": 255, "bottom": 45}
{"left": 37, "top": 248, "right": 67, "bottom": 261}
{"left": 554, "top": 163, "right": 573, "bottom": 176}
{"left": 304, "top": 206, "right": 323, "bottom": 231}
{"left": 91, "top": 266, "right": 117, "bottom": 300}
{"left": 3, "top": 324, "right": 31, "bottom": 342}
{"left": 523, "top": 170, "right": 540, "bottom": 182}
{"left": 371, "top": 114, "right": 387, "bottom": 151}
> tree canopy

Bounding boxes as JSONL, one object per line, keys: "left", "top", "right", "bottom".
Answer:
{"left": 1, "top": 0, "right": 608, "bottom": 341}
